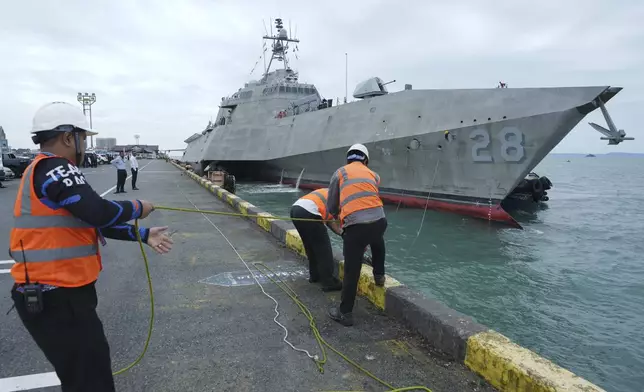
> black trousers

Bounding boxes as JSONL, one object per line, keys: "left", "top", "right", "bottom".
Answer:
{"left": 116, "top": 169, "right": 127, "bottom": 192}
{"left": 11, "top": 282, "right": 115, "bottom": 392}
{"left": 131, "top": 168, "right": 138, "bottom": 189}
{"left": 290, "top": 205, "right": 336, "bottom": 285}
{"left": 340, "top": 218, "right": 388, "bottom": 314}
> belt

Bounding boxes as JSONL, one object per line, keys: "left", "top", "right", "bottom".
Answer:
{"left": 13, "top": 283, "right": 58, "bottom": 293}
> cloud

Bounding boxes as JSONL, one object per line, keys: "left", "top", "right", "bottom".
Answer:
{"left": 0, "top": 0, "right": 642, "bottom": 154}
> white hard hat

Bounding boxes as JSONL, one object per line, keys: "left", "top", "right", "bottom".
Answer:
{"left": 31, "top": 102, "right": 98, "bottom": 136}
{"left": 347, "top": 143, "right": 369, "bottom": 159}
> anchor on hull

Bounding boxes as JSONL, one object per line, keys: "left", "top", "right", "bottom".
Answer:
{"left": 588, "top": 97, "right": 634, "bottom": 145}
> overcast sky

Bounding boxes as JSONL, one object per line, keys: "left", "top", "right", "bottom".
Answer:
{"left": 1, "top": 0, "right": 642, "bottom": 154}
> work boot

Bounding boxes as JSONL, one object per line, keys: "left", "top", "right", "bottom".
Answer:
{"left": 321, "top": 278, "right": 342, "bottom": 292}
{"left": 309, "top": 276, "right": 319, "bottom": 283}
{"left": 328, "top": 306, "right": 353, "bottom": 326}
{"left": 374, "top": 274, "right": 385, "bottom": 287}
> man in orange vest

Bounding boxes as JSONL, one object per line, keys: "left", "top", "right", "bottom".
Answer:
{"left": 290, "top": 188, "right": 343, "bottom": 291}
{"left": 8, "top": 102, "right": 174, "bottom": 392}
{"left": 326, "top": 144, "right": 388, "bottom": 326}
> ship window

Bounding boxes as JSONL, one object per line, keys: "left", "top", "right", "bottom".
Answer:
{"left": 280, "top": 86, "right": 285, "bottom": 93}
{"left": 238, "top": 91, "right": 252, "bottom": 99}
{"left": 298, "top": 87, "right": 304, "bottom": 94}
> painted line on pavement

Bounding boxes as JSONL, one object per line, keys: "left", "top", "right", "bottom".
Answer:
{"left": 0, "top": 372, "right": 60, "bottom": 392}
{"left": 1, "top": 260, "right": 14, "bottom": 274}
{"left": 99, "top": 160, "right": 153, "bottom": 197}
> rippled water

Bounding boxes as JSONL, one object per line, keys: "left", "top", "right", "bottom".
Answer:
{"left": 235, "top": 155, "right": 644, "bottom": 392}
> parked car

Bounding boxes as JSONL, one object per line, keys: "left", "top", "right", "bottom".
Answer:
{"left": 96, "top": 154, "right": 109, "bottom": 164}
{"left": 2, "top": 152, "right": 32, "bottom": 178}
{"left": 3, "top": 166, "right": 15, "bottom": 180}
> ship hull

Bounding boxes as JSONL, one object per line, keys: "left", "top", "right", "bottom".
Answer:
{"left": 182, "top": 86, "right": 620, "bottom": 226}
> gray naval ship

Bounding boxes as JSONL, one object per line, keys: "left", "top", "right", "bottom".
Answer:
{"left": 181, "top": 18, "right": 632, "bottom": 227}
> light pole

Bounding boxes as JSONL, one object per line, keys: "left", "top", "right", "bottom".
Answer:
{"left": 134, "top": 134, "right": 140, "bottom": 145}
{"left": 344, "top": 53, "right": 348, "bottom": 104}
{"left": 77, "top": 92, "right": 97, "bottom": 148}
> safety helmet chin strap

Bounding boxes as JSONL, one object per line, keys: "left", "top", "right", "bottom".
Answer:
{"left": 73, "top": 132, "right": 82, "bottom": 167}
{"left": 34, "top": 126, "right": 84, "bottom": 166}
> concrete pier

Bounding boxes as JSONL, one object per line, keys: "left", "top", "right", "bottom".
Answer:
{"left": 0, "top": 159, "right": 494, "bottom": 391}
{"left": 174, "top": 160, "right": 607, "bottom": 392}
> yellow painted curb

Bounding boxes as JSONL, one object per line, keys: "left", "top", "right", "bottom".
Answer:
{"left": 465, "top": 331, "right": 606, "bottom": 392}
{"left": 226, "top": 193, "right": 239, "bottom": 207}
{"left": 237, "top": 201, "right": 254, "bottom": 215}
{"left": 256, "top": 212, "right": 275, "bottom": 232}
{"left": 209, "top": 184, "right": 220, "bottom": 193}
{"left": 216, "top": 188, "right": 225, "bottom": 198}
{"left": 285, "top": 229, "right": 307, "bottom": 257}
{"left": 337, "top": 260, "right": 401, "bottom": 310}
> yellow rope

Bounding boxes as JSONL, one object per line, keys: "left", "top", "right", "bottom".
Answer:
{"left": 111, "top": 219, "right": 155, "bottom": 376}
{"left": 155, "top": 205, "right": 339, "bottom": 223}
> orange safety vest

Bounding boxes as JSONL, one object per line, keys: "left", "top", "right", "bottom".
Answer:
{"left": 9, "top": 154, "right": 102, "bottom": 287}
{"left": 337, "top": 161, "right": 383, "bottom": 224}
{"left": 300, "top": 188, "right": 330, "bottom": 220}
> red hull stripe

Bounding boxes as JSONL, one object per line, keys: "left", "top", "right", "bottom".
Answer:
{"left": 282, "top": 179, "right": 521, "bottom": 228}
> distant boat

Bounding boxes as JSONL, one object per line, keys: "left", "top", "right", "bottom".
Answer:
{"left": 586, "top": 154, "right": 596, "bottom": 157}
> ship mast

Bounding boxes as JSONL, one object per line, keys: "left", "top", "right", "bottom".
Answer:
{"left": 262, "top": 18, "right": 299, "bottom": 79}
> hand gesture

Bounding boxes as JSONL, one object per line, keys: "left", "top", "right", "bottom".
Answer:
{"left": 147, "top": 226, "right": 174, "bottom": 254}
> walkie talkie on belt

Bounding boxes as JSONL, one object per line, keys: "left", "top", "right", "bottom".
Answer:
{"left": 20, "top": 240, "right": 43, "bottom": 315}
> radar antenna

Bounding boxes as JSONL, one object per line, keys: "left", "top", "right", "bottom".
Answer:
{"left": 262, "top": 18, "right": 300, "bottom": 78}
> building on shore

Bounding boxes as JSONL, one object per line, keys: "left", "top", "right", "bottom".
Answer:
{"left": 96, "top": 137, "right": 117, "bottom": 150}
{"left": 0, "top": 126, "right": 9, "bottom": 153}
{"left": 111, "top": 144, "right": 159, "bottom": 155}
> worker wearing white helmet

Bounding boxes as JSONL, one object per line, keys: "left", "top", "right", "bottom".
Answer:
{"left": 8, "top": 101, "right": 173, "bottom": 391}
{"left": 326, "top": 143, "right": 388, "bottom": 326}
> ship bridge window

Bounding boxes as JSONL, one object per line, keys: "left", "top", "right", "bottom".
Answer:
{"left": 262, "top": 86, "right": 278, "bottom": 95}
{"left": 239, "top": 90, "right": 253, "bottom": 99}
{"left": 279, "top": 86, "right": 285, "bottom": 93}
